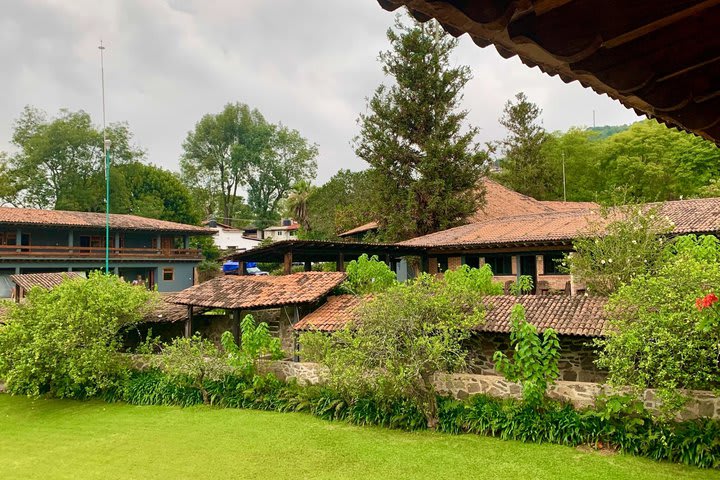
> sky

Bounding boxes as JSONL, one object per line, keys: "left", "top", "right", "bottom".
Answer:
{"left": 0, "top": 0, "right": 642, "bottom": 183}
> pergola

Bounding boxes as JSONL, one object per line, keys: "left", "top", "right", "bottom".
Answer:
{"left": 377, "top": 0, "right": 720, "bottom": 145}
{"left": 226, "top": 240, "right": 428, "bottom": 274}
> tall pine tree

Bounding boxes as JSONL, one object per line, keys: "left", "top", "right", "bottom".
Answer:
{"left": 354, "top": 17, "right": 488, "bottom": 241}
{"left": 494, "top": 92, "right": 557, "bottom": 200}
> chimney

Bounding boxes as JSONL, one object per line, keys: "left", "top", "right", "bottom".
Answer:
{"left": 282, "top": 218, "right": 291, "bottom": 227}
{"left": 208, "top": 217, "right": 218, "bottom": 228}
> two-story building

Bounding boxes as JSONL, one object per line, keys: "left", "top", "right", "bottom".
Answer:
{"left": 263, "top": 219, "right": 299, "bottom": 241}
{"left": 202, "top": 220, "right": 261, "bottom": 252}
{"left": 0, "top": 207, "right": 215, "bottom": 298}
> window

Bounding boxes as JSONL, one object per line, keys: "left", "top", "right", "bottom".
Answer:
{"left": 162, "top": 268, "right": 174, "bottom": 281}
{"left": 289, "top": 231, "right": 296, "bottom": 237}
{"left": 437, "top": 257, "right": 449, "bottom": 273}
{"left": 463, "top": 255, "right": 481, "bottom": 269}
{"left": 484, "top": 255, "right": 513, "bottom": 275}
{"left": 5, "top": 233, "right": 17, "bottom": 246}
{"left": 543, "top": 253, "right": 567, "bottom": 275}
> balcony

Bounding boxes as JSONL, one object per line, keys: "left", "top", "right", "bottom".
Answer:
{"left": 0, "top": 245, "right": 203, "bottom": 261}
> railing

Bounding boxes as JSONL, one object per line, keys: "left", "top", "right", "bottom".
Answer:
{"left": 0, "top": 245, "right": 202, "bottom": 259}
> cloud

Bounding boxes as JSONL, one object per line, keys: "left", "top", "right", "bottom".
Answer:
{"left": 0, "top": 0, "right": 641, "bottom": 183}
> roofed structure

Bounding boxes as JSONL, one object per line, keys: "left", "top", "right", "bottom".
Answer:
{"left": 294, "top": 293, "right": 608, "bottom": 337}
{"left": 338, "top": 222, "right": 380, "bottom": 238}
{"left": 9, "top": 272, "right": 85, "bottom": 292}
{"left": 165, "top": 271, "right": 347, "bottom": 310}
{"left": 376, "top": 1, "right": 720, "bottom": 145}
{"left": 400, "top": 197, "right": 720, "bottom": 249}
{"left": 0, "top": 207, "right": 214, "bottom": 235}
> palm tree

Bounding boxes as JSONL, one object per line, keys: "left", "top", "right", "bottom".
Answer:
{"left": 286, "top": 180, "right": 315, "bottom": 232}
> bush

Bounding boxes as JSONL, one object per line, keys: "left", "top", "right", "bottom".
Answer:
{"left": 221, "top": 314, "right": 285, "bottom": 377}
{"left": 0, "top": 272, "right": 155, "bottom": 398}
{"left": 343, "top": 253, "right": 397, "bottom": 294}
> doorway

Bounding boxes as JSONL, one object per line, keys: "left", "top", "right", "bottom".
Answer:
{"left": 519, "top": 255, "right": 537, "bottom": 294}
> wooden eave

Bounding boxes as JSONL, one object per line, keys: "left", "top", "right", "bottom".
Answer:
{"left": 377, "top": 0, "right": 720, "bottom": 145}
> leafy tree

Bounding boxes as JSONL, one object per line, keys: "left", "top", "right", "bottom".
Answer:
{"left": 246, "top": 125, "right": 318, "bottom": 229}
{"left": 0, "top": 272, "right": 155, "bottom": 398}
{"left": 596, "top": 235, "right": 720, "bottom": 413}
{"left": 114, "top": 162, "right": 201, "bottom": 224}
{"left": 354, "top": 17, "right": 488, "bottom": 241}
{"left": 221, "top": 315, "right": 285, "bottom": 378}
{"left": 566, "top": 205, "right": 673, "bottom": 295}
{"left": 493, "top": 304, "right": 560, "bottom": 407}
{"left": 494, "top": 92, "right": 556, "bottom": 200}
{"left": 542, "top": 128, "right": 605, "bottom": 201}
{"left": 5, "top": 106, "right": 144, "bottom": 210}
{"left": 304, "top": 169, "right": 381, "bottom": 240}
{"left": 181, "top": 102, "right": 272, "bottom": 224}
{"left": 343, "top": 254, "right": 397, "bottom": 295}
{"left": 302, "top": 267, "right": 501, "bottom": 428}
{"left": 158, "top": 334, "right": 229, "bottom": 405}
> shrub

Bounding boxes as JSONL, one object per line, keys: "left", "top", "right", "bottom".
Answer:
{"left": 343, "top": 253, "right": 397, "bottom": 294}
{"left": 221, "top": 314, "right": 285, "bottom": 377}
{"left": 493, "top": 304, "right": 560, "bottom": 407}
{"left": 596, "top": 234, "right": 720, "bottom": 413}
{"left": 302, "top": 268, "right": 501, "bottom": 428}
{"left": 0, "top": 272, "right": 155, "bottom": 398}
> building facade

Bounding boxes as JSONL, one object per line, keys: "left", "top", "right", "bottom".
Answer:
{"left": 203, "top": 221, "right": 261, "bottom": 251}
{"left": 0, "top": 207, "right": 215, "bottom": 298}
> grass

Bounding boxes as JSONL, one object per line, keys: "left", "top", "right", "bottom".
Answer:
{"left": 0, "top": 395, "right": 718, "bottom": 480}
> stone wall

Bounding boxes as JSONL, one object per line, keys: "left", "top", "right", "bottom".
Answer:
{"left": 467, "top": 333, "right": 607, "bottom": 383}
{"left": 258, "top": 361, "right": 720, "bottom": 420}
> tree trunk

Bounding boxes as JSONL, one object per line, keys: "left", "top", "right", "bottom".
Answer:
{"left": 420, "top": 372, "right": 439, "bottom": 429}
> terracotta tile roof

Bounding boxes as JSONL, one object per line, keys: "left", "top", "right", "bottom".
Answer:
{"left": 477, "top": 295, "right": 608, "bottom": 337}
{"left": 541, "top": 200, "right": 599, "bottom": 212}
{"left": 399, "top": 197, "right": 720, "bottom": 249}
{"left": 165, "top": 271, "right": 347, "bottom": 310}
{"left": 294, "top": 294, "right": 368, "bottom": 331}
{"left": 9, "top": 272, "right": 85, "bottom": 291}
{"left": 143, "top": 295, "right": 194, "bottom": 323}
{"left": 471, "top": 179, "right": 557, "bottom": 222}
{"left": 294, "top": 294, "right": 608, "bottom": 337}
{"left": 0, "top": 207, "right": 215, "bottom": 234}
{"left": 338, "top": 222, "right": 380, "bottom": 238}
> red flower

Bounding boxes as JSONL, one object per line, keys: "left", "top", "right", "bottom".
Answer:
{"left": 696, "top": 293, "right": 719, "bottom": 311}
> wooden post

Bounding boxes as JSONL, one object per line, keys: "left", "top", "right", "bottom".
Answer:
{"left": 231, "top": 310, "right": 240, "bottom": 345}
{"left": 421, "top": 255, "right": 429, "bottom": 274}
{"left": 337, "top": 252, "right": 345, "bottom": 272}
{"left": 185, "top": 305, "right": 193, "bottom": 338}
{"left": 238, "top": 261, "right": 245, "bottom": 276}
{"left": 304, "top": 261, "right": 312, "bottom": 272}
{"left": 284, "top": 251, "right": 293, "bottom": 275}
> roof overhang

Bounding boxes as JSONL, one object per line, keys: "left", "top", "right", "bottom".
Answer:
{"left": 226, "top": 240, "right": 428, "bottom": 263}
{"left": 377, "top": 0, "right": 720, "bottom": 145}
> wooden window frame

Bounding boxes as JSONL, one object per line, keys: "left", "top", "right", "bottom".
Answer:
{"left": 162, "top": 267, "right": 174, "bottom": 282}
{"left": 543, "top": 253, "right": 566, "bottom": 275}
{"left": 484, "top": 255, "right": 513, "bottom": 275}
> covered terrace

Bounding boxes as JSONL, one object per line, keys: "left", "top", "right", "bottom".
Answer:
{"left": 225, "top": 240, "right": 428, "bottom": 275}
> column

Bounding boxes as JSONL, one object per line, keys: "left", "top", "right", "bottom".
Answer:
{"left": 336, "top": 252, "right": 345, "bottom": 272}
{"left": 183, "top": 235, "right": 189, "bottom": 249}
{"left": 304, "top": 261, "right": 312, "bottom": 272}
{"left": 231, "top": 310, "right": 240, "bottom": 345}
{"left": 283, "top": 251, "right": 293, "bottom": 275}
{"left": 15, "top": 228, "right": 21, "bottom": 253}
{"left": 185, "top": 306, "right": 193, "bottom": 338}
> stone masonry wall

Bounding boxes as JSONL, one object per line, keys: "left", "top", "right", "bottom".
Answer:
{"left": 467, "top": 334, "right": 607, "bottom": 383}
{"left": 258, "top": 361, "right": 720, "bottom": 421}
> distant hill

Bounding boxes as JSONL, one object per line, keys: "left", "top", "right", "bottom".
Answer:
{"left": 587, "top": 124, "right": 631, "bottom": 140}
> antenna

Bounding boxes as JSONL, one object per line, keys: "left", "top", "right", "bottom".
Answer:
{"left": 99, "top": 40, "right": 107, "bottom": 152}
{"left": 592, "top": 109, "right": 596, "bottom": 128}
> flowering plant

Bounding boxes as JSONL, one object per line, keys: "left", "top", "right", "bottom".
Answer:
{"left": 696, "top": 292, "right": 720, "bottom": 333}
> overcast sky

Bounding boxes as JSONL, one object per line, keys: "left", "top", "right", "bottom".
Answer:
{"left": 1, "top": 0, "right": 642, "bottom": 183}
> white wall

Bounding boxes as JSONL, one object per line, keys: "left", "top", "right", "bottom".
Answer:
{"left": 212, "top": 227, "right": 260, "bottom": 251}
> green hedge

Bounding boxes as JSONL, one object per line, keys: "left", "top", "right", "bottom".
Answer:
{"left": 107, "top": 370, "right": 720, "bottom": 469}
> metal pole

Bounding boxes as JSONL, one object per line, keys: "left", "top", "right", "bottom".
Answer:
{"left": 561, "top": 151, "right": 567, "bottom": 202}
{"left": 99, "top": 40, "right": 110, "bottom": 273}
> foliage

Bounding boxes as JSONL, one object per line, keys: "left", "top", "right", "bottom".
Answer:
{"left": 156, "top": 334, "right": 230, "bottom": 404}
{"left": 221, "top": 314, "right": 285, "bottom": 377}
{"left": 343, "top": 254, "right": 397, "bottom": 294}
{"left": 0, "top": 272, "right": 155, "bottom": 398}
{"left": 4, "top": 106, "right": 144, "bottom": 210}
{"left": 492, "top": 305, "right": 560, "bottom": 407}
{"left": 509, "top": 275, "right": 534, "bottom": 296}
{"left": 494, "top": 92, "right": 555, "bottom": 200}
{"left": 303, "top": 169, "right": 381, "bottom": 240}
{"left": 302, "top": 268, "right": 500, "bottom": 428}
{"left": 596, "top": 234, "right": 720, "bottom": 413}
{"left": 285, "top": 179, "right": 316, "bottom": 232}
{"left": 189, "top": 235, "right": 221, "bottom": 262}
{"left": 566, "top": 204, "right": 673, "bottom": 295}
{"left": 354, "top": 17, "right": 488, "bottom": 241}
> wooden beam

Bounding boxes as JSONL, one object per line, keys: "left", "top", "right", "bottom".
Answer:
{"left": 238, "top": 261, "right": 245, "bottom": 276}
{"left": 184, "top": 306, "right": 193, "bottom": 338}
{"left": 283, "top": 251, "right": 293, "bottom": 275}
{"left": 304, "top": 261, "right": 312, "bottom": 272}
{"left": 336, "top": 252, "right": 345, "bottom": 272}
{"left": 231, "top": 310, "right": 240, "bottom": 345}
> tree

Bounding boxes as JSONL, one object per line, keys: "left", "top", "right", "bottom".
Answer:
{"left": 542, "top": 128, "right": 605, "bottom": 201}
{"left": 114, "top": 162, "right": 201, "bottom": 225}
{"left": 221, "top": 314, "right": 285, "bottom": 378}
{"left": 0, "top": 272, "right": 155, "bottom": 398}
{"left": 5, "top": 106, "right": 144, "bottom": 210}
{"left": 567, "top": 205, "right": 673, "bottom": 295}
{"left": 246, "top": 125, "right": 318, "bottom": 229}
{"left": 301, "top": 266, "right": 501, "bottom": 428}
{"left": 354, "top": 17, "right": 488, "bottom": 241}
{"left": 494, "top": 92, "right": 556, "bottom": 200}
{"left": 284, "top": 180, "right": 316, "bottom": 232}
{"left": 596, "top": 235, "right": 720, "bottom": 413}
{"left": 181, "top": 102, "right": 272, "bottom": 224}
{"left": 343, "top": 254, "right": 397, "bottom": 294}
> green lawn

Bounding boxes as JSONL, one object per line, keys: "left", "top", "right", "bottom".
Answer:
{"left": 0, "top": 395, "right": 717, "bottom": 480}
